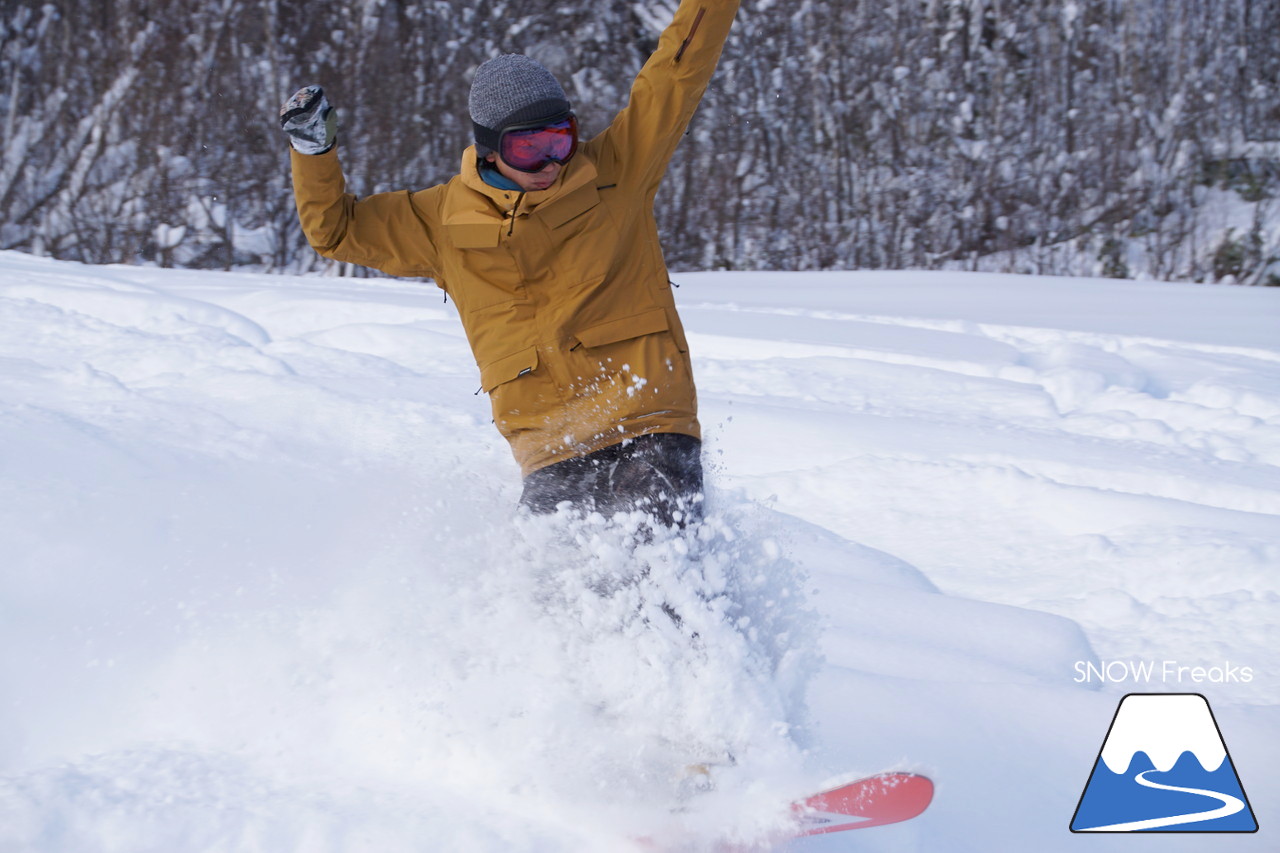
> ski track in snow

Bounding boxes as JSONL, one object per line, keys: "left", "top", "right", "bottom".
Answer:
{"left": 1, "top": 252, "right": 1277, "bottom": 852}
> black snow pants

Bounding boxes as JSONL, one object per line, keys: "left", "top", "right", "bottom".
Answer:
{"left": 518, "top": 433, "right": 704, "bottom": 528}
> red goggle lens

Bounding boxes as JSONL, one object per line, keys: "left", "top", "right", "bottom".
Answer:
{"left": 500, "top": 117, "right": 579, "bottom": 173}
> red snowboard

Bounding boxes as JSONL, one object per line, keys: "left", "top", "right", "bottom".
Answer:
{"left": 636, "top": 772, "right": 932, "bottom": 851}
{"left": 792, "top": 772, "right": 934, "bottom": 836}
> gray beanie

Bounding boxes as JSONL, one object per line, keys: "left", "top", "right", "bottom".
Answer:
{"left": 469, "top": 55, "right": 572, "bottom": 153}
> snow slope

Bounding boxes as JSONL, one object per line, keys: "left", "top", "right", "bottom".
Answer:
{"left": 1, "top": 250, "right": 1276, "bottom": 851}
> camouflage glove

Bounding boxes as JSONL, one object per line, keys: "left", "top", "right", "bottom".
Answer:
{"left": 280, "top": 85, "right": 337, "bottom": 155}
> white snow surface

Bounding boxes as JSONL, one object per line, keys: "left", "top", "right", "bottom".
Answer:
{"left": 1, "top": 250, "right": 1277, "bottom": 851}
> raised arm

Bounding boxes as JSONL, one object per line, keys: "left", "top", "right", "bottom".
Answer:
{"left": 589, "top": 0, "right": 741, "bottom": 192}
{"left": 282, "top": 86, "right": 443, "bottom": 279}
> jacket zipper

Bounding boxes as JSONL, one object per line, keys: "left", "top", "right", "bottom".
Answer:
{"left": 675, "top": 8, "right": 706, "bottom": 63}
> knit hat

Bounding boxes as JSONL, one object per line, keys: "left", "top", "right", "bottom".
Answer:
{"left": 469, "top": 55, "right": 572, "bottom": 154}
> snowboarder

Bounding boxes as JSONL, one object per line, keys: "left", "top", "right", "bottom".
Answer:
{"left": 281, "top": 0, "right": 739, "bottom": 528}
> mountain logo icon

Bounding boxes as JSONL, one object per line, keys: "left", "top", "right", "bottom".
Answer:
{"left": 1071, "top": 693, "right": 1258, "bottom": 832}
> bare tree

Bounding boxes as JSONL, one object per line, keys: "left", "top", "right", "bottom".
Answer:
{"left": 1, "top": 0, "right": 1276, "bottom": 283}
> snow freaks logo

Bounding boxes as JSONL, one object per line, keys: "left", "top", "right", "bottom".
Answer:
{"left": 1073, "top": 659, "right": 1253, "bottom": 685}
{"left": 1070, "top": 694, "right": 1258, "bottom": 833}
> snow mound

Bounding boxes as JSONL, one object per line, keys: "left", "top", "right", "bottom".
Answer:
{"left": 2, "top": 253, "right": 1277, "bottom": 851}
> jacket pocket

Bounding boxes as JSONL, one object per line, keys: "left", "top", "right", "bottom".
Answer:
{"left": 542, "top": 183, "right": 601, "bottom": 231}
{"left": 446, "top": 213, "right": 524, "bottom": 311}
{"left": 480, "top": 346, "right": 538, "bottom": 392}
{"left": 447, "top": 216, "right": 502, "bottom": 249}
{"left": 542, "top": 184, "right": 616, "bottom": 286}
{"left": 568, "top": 308, "right": 694, "bottom": 421}
{"left": 480, "top": 346, "right": 558, "bottom": 439}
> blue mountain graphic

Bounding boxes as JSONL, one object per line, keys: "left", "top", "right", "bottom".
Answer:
{"left": 1072, "top": 750, "right": 1257, "bottom": 832}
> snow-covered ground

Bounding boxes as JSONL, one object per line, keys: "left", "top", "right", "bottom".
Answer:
{"left": 1, "top": 249, "right": 1276, "bottom": 851}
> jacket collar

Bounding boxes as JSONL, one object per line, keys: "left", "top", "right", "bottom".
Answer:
{"left": 459, "top": 146, "right": 598, "bottom": 213}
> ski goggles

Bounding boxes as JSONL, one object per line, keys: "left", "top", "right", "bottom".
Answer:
{"left": 499, "top": 115, "right": 579, "bottom": 173}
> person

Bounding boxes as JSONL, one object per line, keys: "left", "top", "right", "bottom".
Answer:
{"left": 280, "top": 0, "right": 739, "bottom": 529}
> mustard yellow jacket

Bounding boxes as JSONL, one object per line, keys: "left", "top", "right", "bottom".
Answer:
{"left": 290, "top": 0, "right": 738, "bottom": 475}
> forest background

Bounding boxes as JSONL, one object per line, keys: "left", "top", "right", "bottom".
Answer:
{"left": 3, "top": 0, "right": 1279, "bottom": 285}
